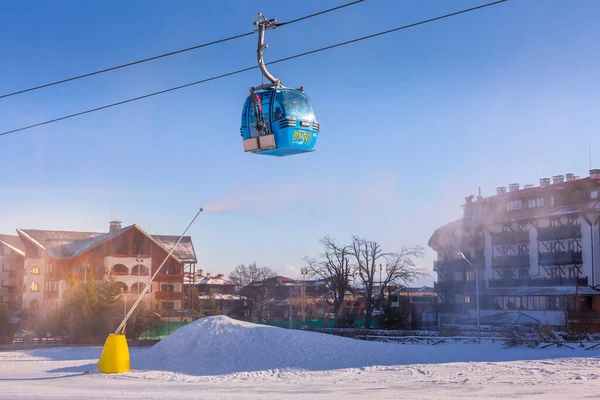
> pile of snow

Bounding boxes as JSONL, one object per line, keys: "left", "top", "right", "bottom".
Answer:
{"left": 133, "top": 316, "right": 588, "bottom": 376}
{"left": 134, "top": 316, "right": 401, "bottom": 375}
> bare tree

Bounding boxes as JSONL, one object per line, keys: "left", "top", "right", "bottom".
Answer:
{"left": 229, "top": 262, "right": 277, "bottom": 322}
{"left": 351, "top": 236, "right": 425, "bottom": 329}
{"left": 304, "top": 235, "right": 353, "bottom": 328}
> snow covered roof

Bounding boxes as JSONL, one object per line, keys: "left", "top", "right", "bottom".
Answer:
{"left": 198, "top": 294, "right": 245, "bottom": 301}
{"left": 396, "top": 286, "right": 435, "bottom": 294}
{"left": 483, "top": 286, "right": 599, "bottom": 296}
{"left": 0, "top": 234, "right": 25, "bottom": 256}
{"left": 152, "top": 235, "right": 197, "bottom": 263}
{"left": 184, "top": 274, "right": 232, "bottom": 285}
{"left": 15, "top": 225, "right": 196, "bottom": 263}
{"left": 479, "top": 311, "right": 541, "bottom": 326}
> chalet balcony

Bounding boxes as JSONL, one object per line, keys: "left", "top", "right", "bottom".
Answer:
{"left": 434, "top": 280, "right": 482, "bottom": 293}
{"left": 464, "top": 235, "right": 485, "bottom": 248}
{"left": 538, "top": 225, "right": 582, "bottom": 241}
{"left": 434, "top": 257, "right": 484, "bottom": 271}
{"left": 154, "top": 291, "right": 181, "bottom": 301}
{"left": 539, "top": 250, "right": 583, "bottom": 266}
{"left": 489, "top": 276, "right": 588, "bottom": 288}
{"left": 154, "top": 274, "right": 183, "bottom": 283}
{"left": 491, "top": 231, "right": 529, "bottom": 245}
{"left": 491, "top": 255, "right": 530, "bottom": 268}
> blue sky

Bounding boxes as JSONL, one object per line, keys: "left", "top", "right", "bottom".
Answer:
{"left": 1, "top": 0, "right": 599, "bottom": 285}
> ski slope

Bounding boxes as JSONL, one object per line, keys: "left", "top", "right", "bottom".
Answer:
{"left": 1, "top": 316, "right": 600, "bottom": 399}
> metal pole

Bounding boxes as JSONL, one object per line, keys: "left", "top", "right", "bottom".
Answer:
{"left": 114, "top": 207, "right": 203, "bottom": 334}
{"left": 289, "top": 286, "right": 293, "bottom": 329}
{"left": 475, "top": 264, "right": 480, "bottom": 344}
{"left": 459, "top": 252, "right": 481, "bottom": 344}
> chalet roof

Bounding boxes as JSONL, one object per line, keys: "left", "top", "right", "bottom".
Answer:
{"left": 152, "top": 235, "right": 197, "bottom": 263}
{"left": 0, "top": 234, "right": 25, "bottom": 256}
{"left": 15, "top": 225, "right": 197, "bottom": 263}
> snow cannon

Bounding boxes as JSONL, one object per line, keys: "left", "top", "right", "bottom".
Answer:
{"left": 98, "top": 326, "right": 130, "bottom": 374}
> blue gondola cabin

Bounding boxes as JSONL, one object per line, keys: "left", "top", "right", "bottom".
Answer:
{"left": 240, "top": 88, "right": 319, "bottom": 157}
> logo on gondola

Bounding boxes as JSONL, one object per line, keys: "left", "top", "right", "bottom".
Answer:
{"left": 292, "top": 130, "right": 314, "bottom": 145}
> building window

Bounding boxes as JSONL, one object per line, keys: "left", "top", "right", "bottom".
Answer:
{"left": 518, "top": 269, "right": 529, "bottom": 279}
{"left": 111, "top": 264, "right": 129, "bottom": 275}
{"left": 29, "top": 282, "right": 40, "bottom": 292}
{"left": 580, "top": 296, "right": 594, "bottom": 312}
{"left": 550, "top": 196, "right": 555, "bottom": 207}
{"left": 29, "top": 299, "right": 39, "bottom": 309}
{"left": 568, "top": 240, "right": 582, "bottom": 252}
{"left": 131, "top": 282, "right": 145, "bottom": 294}
{"left": 464, "top": 296, "right": 471, "bottom": 304}
{"left": 550, "top": 218, "right": 561, "bottom": 228}
{"left": 161, "top": 302, "right": 175, "bottom": 310}
{"left": 132, "top": 264, "right": 149, "bottom": 276}
{"left": 507, "top": 200, "right": 522, "bottom": 212}
{"left": 502, "top": 224, "right": 512, "bottom": 233}
{"left": 44, "top": 281, "right": 59, "bottom": 292}
{"left": 1, "top": 264, "right": 9, "bottom": 271}
{"left": 517, "top": 244, "right": 529, "bottom": 256}
{"left": 46, "top": 264, "right": 54, "bottom": 274}
{"left": 528, "top": 197, "right": 544, "bottom": 208}
{"left": 31, "top": 267, "right": 40, "bottom": 275}
{"left": 569, "top": 216, "right": 581, "bottom": 226}
{"left": 518, "top": 222, "right": 527, "bottom": 232}
{"left": 115, "top": 281, "right": 128, "bottom": 293}
{"left": 591, "top": 190, "right": 598, "bottom": 200}
{"left": 161, "top": 284, "right": 175, "bottom": 293}
{"left": 163, "top": 266, "right": 177, "bottom": 275}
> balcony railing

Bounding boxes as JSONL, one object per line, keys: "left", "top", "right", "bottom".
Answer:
{"left": 491, "top": 231, "right": 529, "bottom": 245}
{"left": 491, "top": 255, "right": 530, "bottom": 268}
{"left": 434, "top": 257, "right": 484, "bottom": 271}
{"left": 154, "top": 274, "right": 183, "bottom": 282}
{"left": 539, "top": 251, "right": 583, "bottom": 266}
{"left": 538, "top": 225, "right": 582, "bottom": 241}
{"left": 434, "top": 280, "right": 483, "bottom": 293}
{"left": 489, "top": 276, "right": 588, "bottom": 288}
{"left": 154, "top": 291, "right": 181, "bottom": 301}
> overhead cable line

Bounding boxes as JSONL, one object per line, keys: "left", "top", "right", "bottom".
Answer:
{"left": 0, "top": 0, "right": 365, "bottom": 100}
{"left": 0, "top": 0, "right": 507, "bottom": 138}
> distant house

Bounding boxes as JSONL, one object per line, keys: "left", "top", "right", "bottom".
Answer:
{"left": 243, "top": 276, "right": 331, "bottom": 321}
{"left": 185, "top": 271, "right": 246, "bottom": 318}
{"left": 389, "top": 286, "right": 440, "bottom": 329}
{"left": 3, "top": 220, "right": 197, "bottom": 328}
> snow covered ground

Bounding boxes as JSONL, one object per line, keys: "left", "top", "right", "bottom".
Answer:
{"left": 1, "top": 316, "right": 600, "bottom": 399}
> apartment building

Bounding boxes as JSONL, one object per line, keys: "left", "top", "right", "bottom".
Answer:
{"left": 429, "top": 169, "right": 600, "bottom": 332}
